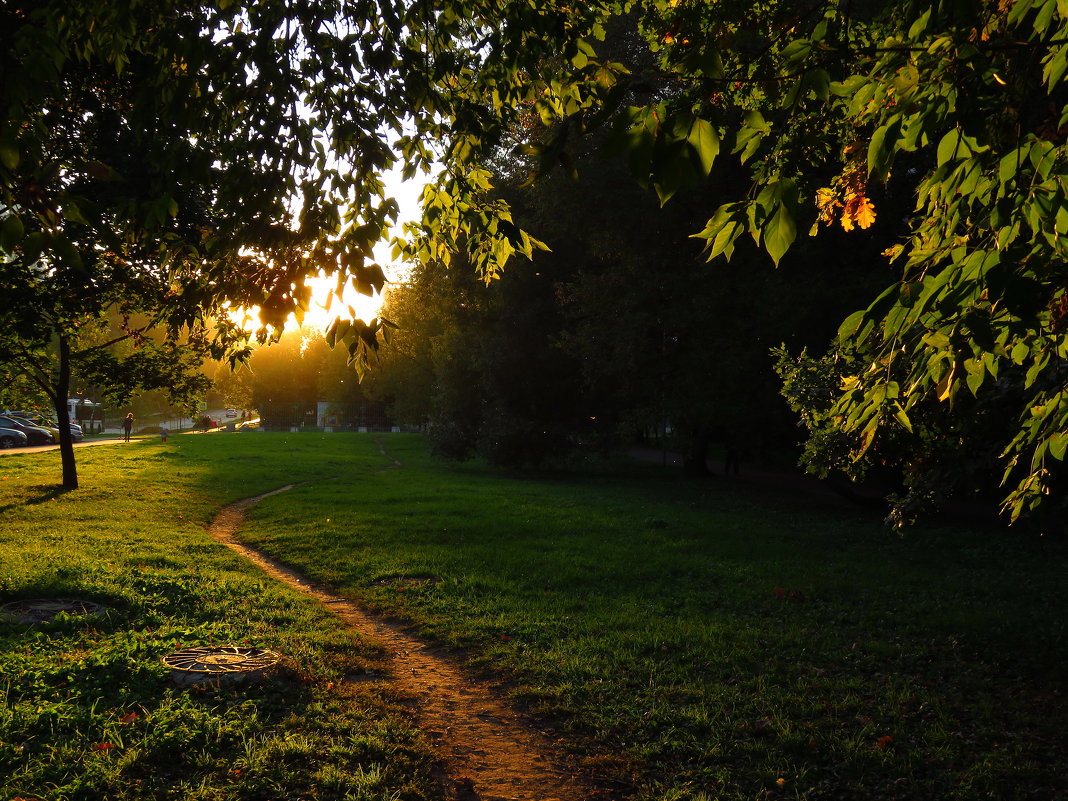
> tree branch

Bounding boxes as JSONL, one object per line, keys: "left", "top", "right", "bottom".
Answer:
{"left": 70, "top": 325, "right": 154, "bottom": 358}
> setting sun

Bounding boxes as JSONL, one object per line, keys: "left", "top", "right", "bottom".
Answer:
{"left": 229, "top": 171, "right": 426, "bottom": 335}
{"left": 226, "top": 270, "right": 388, "bottom": 335}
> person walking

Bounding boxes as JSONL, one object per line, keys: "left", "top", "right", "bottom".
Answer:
{"left": 122, "top": 413, "right": 134, "bottom": 442}
{"left": 159, "top": 421, "right": 169, "bottom": 443}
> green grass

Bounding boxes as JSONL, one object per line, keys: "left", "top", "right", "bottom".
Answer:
{"left": 233, "top": 435, "right": 1068, "bottom": 801}
{"left": 3, "top": 433, "right": 1067, "bottom": 800}
{"left": 0, "top": 434, "right": 440, "bottom": 801}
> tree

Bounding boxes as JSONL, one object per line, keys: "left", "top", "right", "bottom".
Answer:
{"left": 246, "top": 331, "right": 326, "bottom": 428}
{"left": 212, "top": 360, "right": 254, "bottom": 416}
{"left": 9, "top": 0, "right": 1066, "bottom": 519}
{"left": 386, "top": 0, "right": 1068, "bottom": 522}
{"left": 1, "top": 0, "right": 410, "bottom": 487}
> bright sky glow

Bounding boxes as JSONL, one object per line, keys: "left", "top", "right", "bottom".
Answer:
{"left": 234, "top": 167, "right": 429, "bottom": 334}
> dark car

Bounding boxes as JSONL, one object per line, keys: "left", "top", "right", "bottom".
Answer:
{"left": 4, "top": 411, "right": 83, "bottom": 443}
{"left": 0, "top": 415, "right": 55, "bottom": 445}
{"left": 23, "top": 414, "right": 83, "bottom": 443}
{"left": 0, "top": 426, "right": 28, "bottom": 449}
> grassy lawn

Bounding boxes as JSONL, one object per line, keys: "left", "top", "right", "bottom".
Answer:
{"left": 0, "top": 434, "right": 440, "bottom": 801}
{"left": 2, "top": 433, "right": 1067, "bottom": 800}
{"left": 234, "top": 435, "right": 1068, "bottom": 801}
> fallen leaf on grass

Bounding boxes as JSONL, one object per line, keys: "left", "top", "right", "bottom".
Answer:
{"left": 876, "top": 735, "right": 894, "bottom": 749}
{"left": 91, "top": 742, "right": 115, "bottom": 752}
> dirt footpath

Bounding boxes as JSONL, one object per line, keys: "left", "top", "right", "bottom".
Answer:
{"left": 208, "top": 484, "right": 600, "bottom": 801}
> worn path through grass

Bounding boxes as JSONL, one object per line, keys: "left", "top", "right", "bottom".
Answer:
{"left": 205, "top": 451, "right": 594, "bottom": 801}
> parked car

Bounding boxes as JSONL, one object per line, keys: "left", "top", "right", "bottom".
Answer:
{"left": 0, "top": 427, "right": 28, "bottom": 449}
{"left": 0, "top": 415, "right": 55, "bottom": 445}
{"left": 38, "top": 417, "right": 82, "bottom": 442}
{"left": 7, "top": 412, "right": 83, "bottom": 442}
{"left": 225, "top": 408, "right": 238, "bottom": 418}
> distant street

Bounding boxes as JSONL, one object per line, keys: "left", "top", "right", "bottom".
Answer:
{"left": 0, "top": 436, "right": 155, "bottom": 456}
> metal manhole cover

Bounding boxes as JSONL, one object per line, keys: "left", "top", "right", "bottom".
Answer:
{"left": 0, "top": 598, "right": 106, "bottom": 624}
{"left": 162, "top": 646, "right": 281, "bottom": 686}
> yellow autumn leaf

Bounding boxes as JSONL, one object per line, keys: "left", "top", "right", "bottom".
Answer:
{"left": 840, "top": 193, "right": 876, "bottom": 232}
{"left": 815, "top": 187, "right": 838, "bottom": 224}
{"left": 854, "top": 195, "right": 876, "bottom": 229}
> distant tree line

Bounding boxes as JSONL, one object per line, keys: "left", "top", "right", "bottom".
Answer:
{"left": 370, "top": 139, "right": 896, "bottom": 476}
{"left": 217, "top": 330, "right": 389, "bottom": 431}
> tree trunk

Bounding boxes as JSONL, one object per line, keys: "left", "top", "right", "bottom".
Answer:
{"left": 55, "top": 335, "right": 78, "bottom": 490}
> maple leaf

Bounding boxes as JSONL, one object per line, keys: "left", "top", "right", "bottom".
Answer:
{"left": 91, "top": 742, "right": 115, "bottom": 752}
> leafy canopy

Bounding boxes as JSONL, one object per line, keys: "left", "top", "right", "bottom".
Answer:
{"left": 394, "top": 0, "right": 1068, "bottom": 522}
{"left": 6, "top": 0, "right": 1068, "bottom": 517}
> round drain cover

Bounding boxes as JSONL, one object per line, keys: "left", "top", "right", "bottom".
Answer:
{"left": 162, "top": 646, "right": 281, "bottom": 686}
{"left": 0, "top": 598, "right": 105, "bottom": 624}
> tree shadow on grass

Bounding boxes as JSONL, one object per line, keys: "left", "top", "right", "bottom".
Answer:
{"left": 0, "top": 483, "right": 72, "bottom": 516}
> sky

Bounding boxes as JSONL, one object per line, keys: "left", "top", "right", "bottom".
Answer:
{"left": 239, "top": 167, "right": 428, "bottom": 333}
{"left": 306, "top": 167, "right": 428, "bottom": 328}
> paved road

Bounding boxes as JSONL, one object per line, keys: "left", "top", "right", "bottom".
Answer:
{"left": 0, "top": 436, "right": 155, "bottom": 456}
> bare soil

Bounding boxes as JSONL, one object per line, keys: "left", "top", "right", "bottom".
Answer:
{"left": 207, "top": 482, "right": 600, "bottom": 801}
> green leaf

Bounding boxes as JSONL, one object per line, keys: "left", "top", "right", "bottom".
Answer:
{"left": 1050, "top": 432, "right": 1068, "bottom": 461}
{"left": 1025, "top": 353, "right": 1050, "bottom": 388}
{"left": 707, "top": 220, "right": 742, "bottom": 260}
{"left": 780, "top": 39, "right": 812, "bottom": 65}
{"left": 936, "top": 129, "right": 962, "bottom": 166}
{"left": 62, "top": 200, "right": 90, "bottom": 226}
{"left": 686, "top": 118, "right": 719, "bottom": 176}
{"left": 1034, "top": 0, "right": 1057, "bottom": 33}
{"left": 21, "top": 231, "right": 45, "bottom": 263}
{"left": 999, "top": 149, "right": 1020, "bottom": 185}
{"left": 894, "top": 407, "right": 914, "bottom": 433}
{"left": 922, "top": 330, "right": 951, "bottom": 348}
{"left": 0, "top": 134, "right": 18, "bottom": 171}
{"left": 52, "top": 235, "right": 84, "bottom": 272}
{"left": 868, "top": 119, "right": 900, "bottom": 179}
{"left": 1044, "top": 44, "right": 1068, "bottom": 90}
{"left": 0, "top": 214, "right": 24, "bottom": 251}
{"left": 1011, "top": 341, "right": 1030, "bottom": 364}
{"left": 838, "top": 309, "right": 867, "bottom": 340}
{"left": 908, "top": 8, "right": 932, "bottom": 39}
{"left": 805, "top": 68, "right": 831, "bottom": 101}
{"left": 732, "top": 110, "right": 769, "bottom": 164}
{"left": 764, "top": 201, "right": 796, "bottom": 266}
{"left": 571, "top": 37, "right": 596, "bottom": 69}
